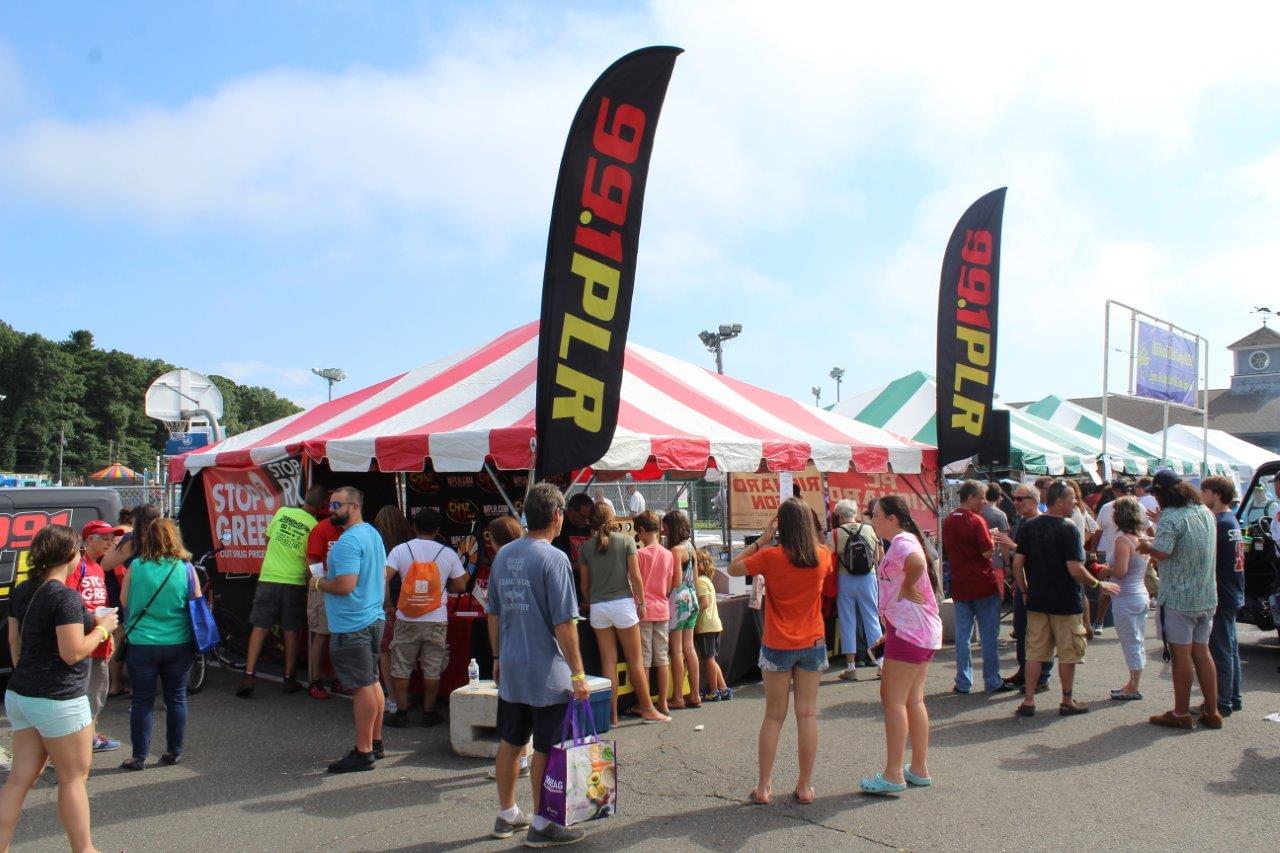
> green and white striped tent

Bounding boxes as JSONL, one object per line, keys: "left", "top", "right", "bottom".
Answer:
{"left": 832, "top": 372, "right": 1104, "bottom": 475}
{"left": 1022, "top": 396, "right": 1235, "bottom": 477}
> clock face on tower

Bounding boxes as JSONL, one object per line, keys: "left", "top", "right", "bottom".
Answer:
{"left": 1249, "top": 350, "right": 1271, "bottom": 371}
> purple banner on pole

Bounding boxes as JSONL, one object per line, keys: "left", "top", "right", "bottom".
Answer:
{"left": 1134, "top": 320, "right": 1198, "bottom": 407}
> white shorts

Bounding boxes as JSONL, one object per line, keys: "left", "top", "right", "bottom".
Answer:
{"left": 589, "top": 597, "right": 640, "bottom": 630}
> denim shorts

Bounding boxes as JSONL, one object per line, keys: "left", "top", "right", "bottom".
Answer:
{"left": 759, "top": 642, "right": 828, "bottom": 673}
{"left": 5, "top": 690, "right": 93, "bottom": 739}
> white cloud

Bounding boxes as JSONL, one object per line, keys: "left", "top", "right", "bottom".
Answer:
{"left": 3, "top": 1, "right": 1280, "bottom": 405}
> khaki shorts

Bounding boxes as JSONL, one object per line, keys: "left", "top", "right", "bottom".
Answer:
{"left": 389, "top": 620, "right": 449, "bottom": 679}
{"left": 1025, "top": 611, "right": 1087, "bottom": 665}
{"left": 307, "top": 587, "right": 329, "bottom": 635}
{"left": 639, "top": 620, "right": 670, "bottom": 667}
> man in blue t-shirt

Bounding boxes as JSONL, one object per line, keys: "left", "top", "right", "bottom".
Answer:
{"left": 485, "top": 482, "right": 590, "bottom": 847}
{"left": 314, "top": 486, "right": 388, "bottom": 773}
{"left": 1201, "top": 476, "right": 1245, "bottom": 716}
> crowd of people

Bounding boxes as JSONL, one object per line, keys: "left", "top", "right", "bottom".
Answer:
{"left": 0, "top": 464, "right": 1260, "bottom": 849}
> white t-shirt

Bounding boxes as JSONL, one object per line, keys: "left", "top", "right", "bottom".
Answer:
{"left": 1138, "top": 494, "right": 1159, "bottom": 515}
{"left": 627, "top": 491, "right": 646, "bottom": 515}
{"left": 386, "top": 539, "right": 466, "bottom": 623}
{"left": 1096, "top": 501, "right": 1119, "bottom": 560}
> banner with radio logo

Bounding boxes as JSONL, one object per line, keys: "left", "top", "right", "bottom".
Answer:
{"left": 0, "top": 508, "right": 74, "bottom": 599}
{"left": 936, "top": 187, "right": 1006, "bottom": 468}
{"left": 534, "top": 46, "right": 682, "bottom": 479}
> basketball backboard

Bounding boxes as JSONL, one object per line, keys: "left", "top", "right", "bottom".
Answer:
{"left": 145, "top": 369, "right": 224, "bottom": 426}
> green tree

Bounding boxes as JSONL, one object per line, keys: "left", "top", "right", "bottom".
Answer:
{"left": 0, "top": 321, "right": 304, "bottom": 481}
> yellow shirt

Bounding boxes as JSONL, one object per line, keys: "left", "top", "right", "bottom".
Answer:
{"left": 695, "top": 575, "right": 722, "bottom": 634}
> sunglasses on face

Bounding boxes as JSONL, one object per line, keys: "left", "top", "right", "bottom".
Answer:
{"left": 1013, "top": 496, "right": 1035, "bottom": 502}
{"left": 329, "top": 501, "right": 354, "bottom": 511}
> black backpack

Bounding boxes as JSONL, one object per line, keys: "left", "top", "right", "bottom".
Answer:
{"left": 838, "top": 523, "right": 875, "bottom": 575}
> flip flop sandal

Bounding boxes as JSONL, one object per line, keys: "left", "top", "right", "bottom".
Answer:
{"left": 791, "top": 788, "right": 815, "bottom": 805}
{"left": 1015, "top": 704, "right": 1036, "bottom": 717}
{"left": 747, "top": 790, "right": 770, "bottom": 805}
{"left": 859, "top": 773, "right": 907, "bottom": 796}
{"left": 1110, "top": 690, "right": 1144, "bottom": 701}
{"left": 1059, "top": 703, "right": 1090, "bottom": 716}
{"left": 903, "top": 764, "right": 932, "bottom": 787}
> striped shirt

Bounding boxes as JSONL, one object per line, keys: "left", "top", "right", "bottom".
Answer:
{"left": 1153, "top": 505, "right": 1217, "bottom": 613}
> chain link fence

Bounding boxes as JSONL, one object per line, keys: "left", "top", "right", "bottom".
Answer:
{"left": 106, "top": 484, "right": 183, "bottom": 517}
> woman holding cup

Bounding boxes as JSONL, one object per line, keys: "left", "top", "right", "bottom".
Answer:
{"left": 0, "top": 524, "right": 119, "bottom": 852}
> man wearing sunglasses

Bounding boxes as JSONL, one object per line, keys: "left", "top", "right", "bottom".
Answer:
{"left": 236, "top": 485, "right": 328, "bottom": 698}
{"left": 315, "top": 487, "right": 391, "bottom": 773}
{"left": 996, "top": 485, "right": 1053, "bottom": 691}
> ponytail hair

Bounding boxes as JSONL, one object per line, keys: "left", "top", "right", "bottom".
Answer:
{"left": 589, "top": 501, "right": 617, "bottom": 554}
{"left": 874, "top": 496, "right": 939, "bottom": 592}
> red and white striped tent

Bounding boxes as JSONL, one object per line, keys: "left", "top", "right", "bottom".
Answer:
{"left": 177, "top": 323, "right": 935, "bottom": 478}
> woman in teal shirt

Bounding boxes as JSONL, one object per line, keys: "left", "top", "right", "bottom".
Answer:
{"left": 119, "top": 518, "right": 195, "bottom": 770}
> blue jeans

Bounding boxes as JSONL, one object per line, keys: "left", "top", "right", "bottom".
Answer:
{"left": 1208, "top": 606, "right": 1242, "bottom": 713}
{"left": 1012, "top": 588, "right": 1053, "bottom": 683}
{"left": 126, "top": 642, "right": 194, "bottom": 759}
{"left": 836, "top": 572, "right": 881, "bottom": 658}
{"left": 953, "top": 593, "right": 1004, "bottom": 692}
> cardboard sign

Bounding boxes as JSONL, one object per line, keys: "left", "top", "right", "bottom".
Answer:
{"left": 727, "top": 466, "right": 827, "bottom": 531}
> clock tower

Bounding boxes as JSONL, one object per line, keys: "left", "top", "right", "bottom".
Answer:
{"left": 1227, "top": 324, "right": 1280, "bottom": 394}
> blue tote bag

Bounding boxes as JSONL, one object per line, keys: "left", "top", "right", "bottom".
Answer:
{"left": 186, "top": 563, "right": 221, "bottom": 654}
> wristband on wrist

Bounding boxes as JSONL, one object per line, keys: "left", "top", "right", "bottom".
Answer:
{"left": 97, "top": 625, "right": 110, "bottom": 643}
{"left": 570, "top": 673, "right": 587, "bottom": 682}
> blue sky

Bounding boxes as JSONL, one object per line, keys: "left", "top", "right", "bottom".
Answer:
{"left": 2, "top": 1, "right": 1279, "bottom": 415}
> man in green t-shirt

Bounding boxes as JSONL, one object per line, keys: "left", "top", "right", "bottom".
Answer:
{"left": 237, "top": 486, "right": 327, "bottom": 697}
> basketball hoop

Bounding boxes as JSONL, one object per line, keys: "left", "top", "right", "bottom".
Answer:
{"left": 146, "top": 369, "right": 225, "bottom": 445}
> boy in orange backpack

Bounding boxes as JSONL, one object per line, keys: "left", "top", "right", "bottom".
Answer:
{"left": 383, "top": 508, "right": 468, "bottom": 727}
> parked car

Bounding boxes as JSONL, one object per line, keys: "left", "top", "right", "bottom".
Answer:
{"left": 1235, "top": 460, "right": 1280, "bottom": 641}
{"left": 0, "top": 487, "right": 122, "bottom": 673}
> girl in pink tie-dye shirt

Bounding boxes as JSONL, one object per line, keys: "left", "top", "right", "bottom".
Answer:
{"left": 859, "top": 495, "right": 943, "bottom": 796}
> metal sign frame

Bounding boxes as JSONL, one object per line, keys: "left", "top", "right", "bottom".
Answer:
{"left": 1102, "top": 300, "right": 1209, "bottom": 475}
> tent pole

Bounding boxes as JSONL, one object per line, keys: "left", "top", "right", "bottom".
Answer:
{"left": 665, "top": 481, "right": 689, "bottom": 513}
{"left": 484, "top": 461, "right": 521, "bottom": 518}
{"left": 722, "top": 475, "right": 732, "bottom": 559}
{"left": 1161, "top": 402, "right": 1170, "bottom": 464}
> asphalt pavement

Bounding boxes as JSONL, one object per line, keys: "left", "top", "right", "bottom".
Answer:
{"left": 3, "top": 619, "right": 1278, "bottom": 852}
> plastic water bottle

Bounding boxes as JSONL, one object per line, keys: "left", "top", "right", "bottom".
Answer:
{"left": 467, "top": 658, "right": 480, "bottom": 686}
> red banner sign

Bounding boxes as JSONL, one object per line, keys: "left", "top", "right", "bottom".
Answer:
{"left": 826, "top": 471, "right": 938, "bottom": 534}
{"left": 202, "top": 457, "right": 304, "bottom": 574}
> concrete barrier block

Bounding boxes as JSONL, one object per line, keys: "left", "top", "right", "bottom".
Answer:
{"left": 450, "top": 680, "right": 516, "bottom": 759}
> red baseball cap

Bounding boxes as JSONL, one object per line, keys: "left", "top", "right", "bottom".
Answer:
{"left": 82, "top": 519, "right": 122, "bottom": 538}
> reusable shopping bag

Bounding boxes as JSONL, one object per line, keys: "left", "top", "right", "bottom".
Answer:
{"left": 537, "top": 699, "right": 618, "bottom": 827}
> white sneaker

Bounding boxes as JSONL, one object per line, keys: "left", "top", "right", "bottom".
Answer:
{"left": 385, "top": 697, "right": 399, "bottom": 713}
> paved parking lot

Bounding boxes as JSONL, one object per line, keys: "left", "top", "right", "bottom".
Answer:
{"left": 3, "top": 620, "right": 1278, "bottom": 851}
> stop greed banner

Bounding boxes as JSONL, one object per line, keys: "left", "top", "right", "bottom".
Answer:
{"left": 202, "top": 457, "right": 304, "bottom": 574}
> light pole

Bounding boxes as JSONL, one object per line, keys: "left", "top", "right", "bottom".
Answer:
{"left": 311, "top": 367, "right": 347, "bottom": 402}
{"left": 697, "top": 324, "right": 742, "bottom": 375}
{"left": 829, "top": 367, "right": 845, "bottom": 402}
{"left": 811, "top": 386, "right": 822, "bottom": 407}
